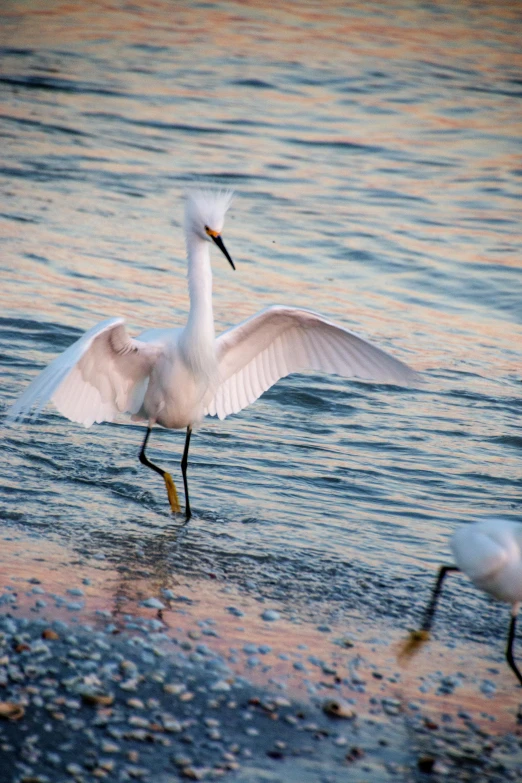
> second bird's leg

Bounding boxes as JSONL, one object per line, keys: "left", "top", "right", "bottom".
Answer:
{"left": 139, "top": 427, "right": 181, "bottom": 513}
{"left": 399, "top": 564, "right": 460, "bottom": 660}
{"left": 506, "top": 612, "right": 522, "bottom": 686}
{"left": 181, "top": 426, "right": 192, "bottom": 520}
{"left": 421, "top": 565, "right": 460, "bottom": 634}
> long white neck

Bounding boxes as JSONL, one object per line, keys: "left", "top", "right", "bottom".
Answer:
{"left": 181, "top": 234, "right": 216, "bottom": 379}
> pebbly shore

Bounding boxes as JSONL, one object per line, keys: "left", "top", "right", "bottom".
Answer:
{"left": 1, "top": 608, "right": 522, "bottom": 783}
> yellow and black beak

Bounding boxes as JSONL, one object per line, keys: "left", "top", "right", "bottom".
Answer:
{"left": 205, "top": 226, "right": 235, "bottom": 270}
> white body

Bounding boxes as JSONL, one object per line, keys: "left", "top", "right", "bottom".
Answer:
{"left": 6, "top": 190, "right": 420, "bottom": 435}
{"left": 451, "top": 518, "right": 522, "bottom": 608}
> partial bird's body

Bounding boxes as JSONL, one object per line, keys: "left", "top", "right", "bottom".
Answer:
{"left": 400, "top": 517, "right": 522, "bottom": 686}
{"left": 452, "top": 518, "right": 522, "bottom": 607}
{"left": 7, "top": 189, "right": 420, "bottom": 518}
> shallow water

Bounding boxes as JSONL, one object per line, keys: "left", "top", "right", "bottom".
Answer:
{"left": 1, "top": 1, "right": 521, "bottom": 661}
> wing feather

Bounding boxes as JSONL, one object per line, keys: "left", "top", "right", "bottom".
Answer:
{"left": 6, "top": 318, "right": 162, "bottom": 427}
{"left": 226, "top": 373, "right": 235, "bottom": 416}
{"left": 205, "top": 305, "right": 421, "bottom": 420}
{"left": 243, "top": 358, "right": 253, "bottom": 405}
{"left": 258, "top": 347, "right": 269, "bottom": 392}
{"left": 274, "top": 334, "right": 287, "bottom": 377}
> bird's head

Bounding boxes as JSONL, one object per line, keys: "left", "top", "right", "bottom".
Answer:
{"left": 184, "top": 188, "right": 235, "bottom": 269}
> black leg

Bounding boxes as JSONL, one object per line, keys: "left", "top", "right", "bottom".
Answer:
{"left": 139, "top": 427, "right": 180, "bottom": 513}
{"left": 421, "top": 565, "right": 460, "bottom": 633}
{"left": 506, "top": 613, "right": 522, "bottom": 686}
{"left": 399, "top": 564, "right": 460, "bottom": 661}
{"left": 181, "top": 426, "right": 192, "bottom": 520}
{"left": 139, "top": 427, "right": 164, "bottom": 477}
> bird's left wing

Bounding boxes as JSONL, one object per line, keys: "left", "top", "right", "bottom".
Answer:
{"left": 6, "top": 318, "right": 162, "bottom": 427}
{"left": 205, "top": 305, "right": 421, "bottom": 420}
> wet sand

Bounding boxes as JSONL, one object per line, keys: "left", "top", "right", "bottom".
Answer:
{"left": 1, "top": 531, "right": 522, "bottom": 782}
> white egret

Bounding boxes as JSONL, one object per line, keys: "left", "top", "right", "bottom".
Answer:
{"left": 400, "top": 517, "right": 522, "bottom": 686}
{"left": 7, "top": 189, "right": 420, "bottom": 519}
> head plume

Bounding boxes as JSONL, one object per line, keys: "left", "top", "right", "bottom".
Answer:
{"left": 184, "top": 188, "right": 234, "bottom": 240}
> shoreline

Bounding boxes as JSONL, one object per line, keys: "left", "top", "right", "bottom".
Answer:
{"left": 1, "top": 531, "right": 522, "bottom": 781}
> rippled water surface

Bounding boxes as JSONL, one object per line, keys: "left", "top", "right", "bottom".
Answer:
{"left": 1, "top": 1, "right": 521, "bottom": 641}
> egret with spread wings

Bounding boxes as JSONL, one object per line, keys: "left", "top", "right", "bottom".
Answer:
{"left": 7, "top": 189, "right": 420, "bottom": 518}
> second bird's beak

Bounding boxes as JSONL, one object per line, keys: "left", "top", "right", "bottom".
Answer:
{"left": 206, "top": 227, "right": 235, "bottom": 270}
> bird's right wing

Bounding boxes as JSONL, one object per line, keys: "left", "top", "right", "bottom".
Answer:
{"left": 6, "top": 318, "right": 162, "bottom": 428}
{"left": 205, "top": 305, "right": 421, "bottom": 420}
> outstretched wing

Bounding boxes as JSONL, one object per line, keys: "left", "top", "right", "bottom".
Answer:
{"left": 205, "top": 305, "right": 421, "bottom": 420}
{"left": 6, "top": 318, "right": 162, "bottom": 427}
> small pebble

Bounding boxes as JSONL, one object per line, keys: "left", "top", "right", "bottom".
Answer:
{"left": 163, "top": 718, "right": 182, "bottom": 732}
{"left": 226, "top": 607, "right": 244, "bottom": 617}
{"left": 140, "top": 598, "right": 165, "bottom": 610}
{"left": 382, "top": 698, "right": 401, "bottom": 716}
{"left": 480, "top": 680, "right": 497, "bottom": 696}
{"left": 173, "top": 753, "right": 193, "bottom": 768}
{"left": 322, "top": 699, "right": 356, "bottom": 719}
{"left": 164, "top": 683, "right": 185, "bottom": 695}
{"left": 66, "top": 763, "right": 83, "bottom": 775}
{"left": 246, "top": 726, "right": 259, "bottom": 736}
{"left": 261, "top": 610, "right": 280, "bottom": 622}
{"left": 210, "top": 680, "right": 231, "bottom": 692}
{"left": 101, "top": 741, "right": 120, "bottom": 753}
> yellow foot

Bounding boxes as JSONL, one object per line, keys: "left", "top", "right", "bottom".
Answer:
{"left": 397, "top": 629, "right": 430, "bottom": 663}
{"left": 163, "top": 472, "right": 181, "bottom": 513}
